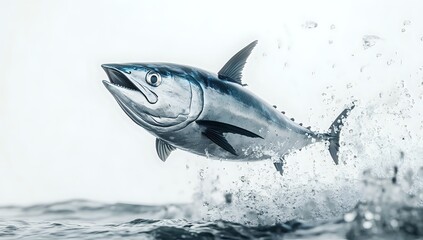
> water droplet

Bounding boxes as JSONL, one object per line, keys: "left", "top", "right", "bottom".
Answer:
{"left": 417, "top": 167, "right": 423, "bottom": 178}
{"left": 364, "top": 211, "right": 374, "bottom": 220}
{"left": 303, "top": 21, "right": 318, "bottom": 29}
{"left": 362, "top": 221, "right": 373, "bottom": 229}
{"left": 376, "top": 53, "right": 382, "bottom": 58}
{"left": 401, "top": 28, "right": 406, "bottom": 32}
{"left": 224, "top": 193, "right": 232, "bottom": 204}
{"left": 363, "top": 35, "right": 380, "bottom": 49}
{"left": 349, "top": 129, "right": 353, "bottom": 134}
{"left": 347, "top": 83, "right": 353, "bottom": 89}
{"left": 330, "top": 24, "right": 336, "bottom": 30}
{"left": 328, "top": 40, "right": 333, "bottom": 45}
{"left": 344, "top": 211, "right": 357, "bottom": 222}
{"left": 390, "top": 219, "right": 399, "bottom": 228}
{"left": 403, "top": 20, "right": 411, "bottom": 25}
{"left": 387, "top": 59, "right": 393, "bottom": 65}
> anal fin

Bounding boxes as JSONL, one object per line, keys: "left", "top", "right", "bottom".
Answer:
{"left": 273, "top": 158, "right": 285, "bottom": 176}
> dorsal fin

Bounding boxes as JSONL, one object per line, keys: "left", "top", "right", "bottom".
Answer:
{"left": 218, "top": 40, "right": 258, "bottom": 86}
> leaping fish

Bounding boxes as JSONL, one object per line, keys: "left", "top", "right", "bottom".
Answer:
{"left": 102, "top": 41, "right": 354, "bottom": 175}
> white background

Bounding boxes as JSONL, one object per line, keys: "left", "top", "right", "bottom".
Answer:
{"left": 1, "top": 0, "right": 423, "bottom": 206}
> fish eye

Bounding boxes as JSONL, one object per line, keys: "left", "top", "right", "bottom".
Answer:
{"left": 146, "top": 71, "right": 162, "bottom": 87}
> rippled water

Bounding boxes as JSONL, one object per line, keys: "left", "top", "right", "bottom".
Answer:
{"left": 1, "top": 167, "right": 422, "bottom": 240}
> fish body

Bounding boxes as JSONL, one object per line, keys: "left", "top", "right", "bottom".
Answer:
{"left": 102, "top": 41, "right": 353, "bottom": 173}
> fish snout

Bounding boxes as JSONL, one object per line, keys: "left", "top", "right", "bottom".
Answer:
{"left": 102, "top": 64, "right": 138, "bottom": 90}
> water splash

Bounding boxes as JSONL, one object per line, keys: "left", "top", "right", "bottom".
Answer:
{"left": 345, "top": 167, "right": 423, "bottom": 239}
{"left": 1, "top": 164, "right": 422, "bottom": 239}
{"left": 183, "top": 53, "right": 423, "bottom": 238}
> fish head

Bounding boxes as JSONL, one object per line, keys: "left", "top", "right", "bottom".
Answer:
{"left": 102, "top": 63, "right": 203, "bottom": 133}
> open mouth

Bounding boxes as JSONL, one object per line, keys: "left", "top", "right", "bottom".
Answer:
{"left": 102, "top": 65, "right": 138, "bottom": 91}
{"left": 102, "top": 64, "right": 158, "bottom": 104}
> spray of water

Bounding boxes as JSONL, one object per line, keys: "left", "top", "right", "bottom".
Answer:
{"left": 186, "top": 72, "right": 423, "bottom": 227}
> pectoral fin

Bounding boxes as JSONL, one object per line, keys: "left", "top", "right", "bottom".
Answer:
{"left": 202, "top": 128, "right": 238, "bottom": 156}
{"left": 155, "top": 138, "right": 176, "bottom": 162}
{"left": 197, "top": 120, "right": 262, "bottom": 156}
{"left": 196, "top": 120, "right": 263, "bottom": 139}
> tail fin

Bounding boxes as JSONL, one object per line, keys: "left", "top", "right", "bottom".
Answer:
{"left": 327, "top": 103, "right": 355, "bottom": 164}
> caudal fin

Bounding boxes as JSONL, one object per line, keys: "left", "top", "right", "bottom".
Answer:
{"left": 327, "top": 103, "right": 355, "bottom": 164}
